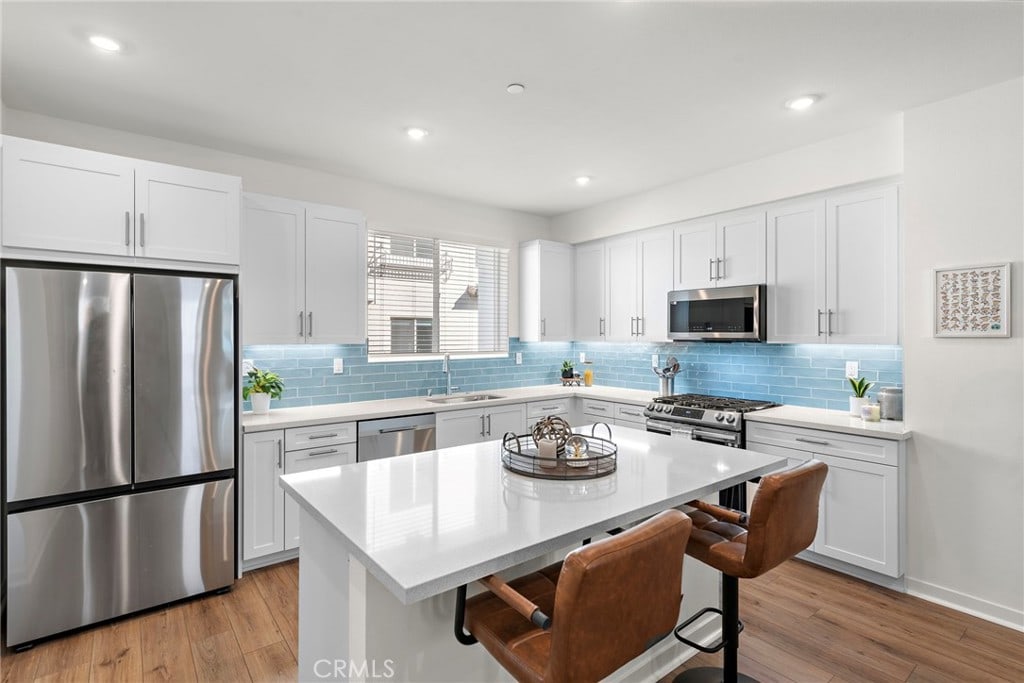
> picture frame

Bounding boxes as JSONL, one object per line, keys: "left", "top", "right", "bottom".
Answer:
{"left": 934, "top": 263, "right": 1010, "bottom": 338}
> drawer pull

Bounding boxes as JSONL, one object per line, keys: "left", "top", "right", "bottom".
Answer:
{"left": 307, "top": 448, "right": 339, "bottom": 458}
{"left": 795, "top": 437, "right": 829, "bottom": 446}
{"left": 307, "top": 432, "right": 340, "bottom": 440}
{"left": 589, "top": 406, "right": 608, "bottom": 412}
{"left": 542, "top": 406, "right": 561, "bottom": 412}
{"left": 620, "top": 410, "right": 641, "bottom": 417}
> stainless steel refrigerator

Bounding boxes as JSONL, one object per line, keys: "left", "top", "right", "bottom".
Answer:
{"left": 3, "top": 265, "right": 237, "bottom": 647}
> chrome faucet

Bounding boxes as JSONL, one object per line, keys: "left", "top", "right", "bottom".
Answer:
{"left": 442, "top": 353, "right": 459, "bottom": 395}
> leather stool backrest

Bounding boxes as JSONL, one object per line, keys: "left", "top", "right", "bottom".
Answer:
{"left": 742, "top": 459, "right": 828, "bottom": 577}
{"left": 545, "top": 509, "right": 692, "bottom": 682}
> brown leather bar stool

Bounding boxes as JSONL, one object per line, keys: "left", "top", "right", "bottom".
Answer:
{"left": 673, "top": 459, "right": 828, "bottom": 683}
{"left": 455, "top": 509, "right": 693, "bottom": 683}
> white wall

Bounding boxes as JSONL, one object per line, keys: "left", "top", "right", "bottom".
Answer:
{"left": 0, "top": 107, "right": 550, "bottom": 335}
{"left": 550, "top": 117, "right": 903, "bottom": 243}
{"left": 902, "top": 78, "right": 1023, "bottom": 628}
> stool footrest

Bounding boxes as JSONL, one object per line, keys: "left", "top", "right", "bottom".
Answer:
{"left": 673, "top": 606, "right": 744, "bottom": 654}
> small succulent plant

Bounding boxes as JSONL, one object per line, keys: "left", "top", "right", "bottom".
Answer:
{"left": 243, "top": 367, "right": 285, "bottom": 400}
{"left": 848, "top": 376, "right": 874, "bottom": 398}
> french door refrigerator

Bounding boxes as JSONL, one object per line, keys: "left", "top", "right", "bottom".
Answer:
{"left": 3, "top": 265, "right": 237, "bottom": 647}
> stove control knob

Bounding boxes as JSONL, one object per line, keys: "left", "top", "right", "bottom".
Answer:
{"left": 715, "top": 414, "right": 725, "bottom": 422}
{"left": 647, "top": 403, "right": 656, "bottom": 411}
{"left": 660, "top": 405, "right": 670, "bottom": 413}
{"left": 726, "top": 415, "right": 736, "bottom": 424}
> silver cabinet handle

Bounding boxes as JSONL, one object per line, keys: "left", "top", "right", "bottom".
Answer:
{"left": 139, "top": 213, "right": 145, "bottom": 247}
{"left": 298, "top": 311, "right": 305, "bottom": 337}
{"left": 480, "top": 414, "right": 486, "bottom": 437}
{"left": 542, "top": 406, "right": 560, "bottom": 412}
{"left": 308, "top": 312, "right": 313, "bottom": 337}
{"left": 589, "top": 405, "right": 609, "bottom": 412}
{"left": 621, "top": 410, "right": 642, "bottom": 417}
{"left": 486, "top": 414, "right": 492, "bottom": 436}
{"left": 827, "top": 309, "right": 834, "bottom": 336}
{"left": 817, "top": 309, "right": 824, "bottom": 336}
{"left": 795, "top": 437, "right": 829, "bottom": 446}
{"left": 599, "top": 317, "right": 605, "bottom": 336}
{"left": 307, "top": 432, "right": 339, "bottom": 440}
{"left": 717, "top": 257, "right": 724, "bottom": 280}
{"left": 277, "top": 439, "right": 283, "bottom": 469}
{"left": 639, "top": 317, "right": 645, "bottom": 336}
{"left": 541, "top": 318, "right": 546, "bottom": 336}
{"left": 709, "top": 258, "right": 715, "bottom": 281}
{"left": 124, "top": 211, "right": 131, "bottom": 246}
{"left": 307, "top": 448, "right": 339, "bottom": 458}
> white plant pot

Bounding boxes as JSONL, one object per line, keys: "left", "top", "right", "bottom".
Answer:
{"left": 849, "top": 396, "right": 869, "bottom": 416}
{"left": 251, "top": 392, "right": 271, "bottom": 414}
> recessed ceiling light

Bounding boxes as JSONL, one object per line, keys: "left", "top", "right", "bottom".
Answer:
{"left": 575, "top": 176, "right": 592, "bottom": 187}
{"left": 405, "top": 127, "right": 429, "bottom": 141}
{"left": 785, "top": 94, "right": 821, "bottom": 111}
{"left": 88, "top": 35, "right": 122, "bottom": 53}
{"left": 506, "top": 83, "right": 526, "bottom": 95}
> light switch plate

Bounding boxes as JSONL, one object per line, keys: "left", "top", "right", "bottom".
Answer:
{"left": 242, "top": 359, "right": 254, "bottom": 374}
{"left": 515, "top": 352, "right": 523, "bottom": 365}
{"left": 651, "top": 354, "right": 659, "bottom": 367}
{"left": 579, "top": 352, "right": 586, "bottom": 363}
{"left": 845, "top": 361, "right": 859, "bottom": 379}
{"left": 333, "top": 358, "right": 345, "bottom": 374}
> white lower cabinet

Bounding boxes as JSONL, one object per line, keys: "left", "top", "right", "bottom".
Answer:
{"left": 436, "top": 404, "right": 527, "bottom": 448}
{"left": 580, "top": 398, "right": 646, "bottom": 428}
{"left": 746, "top": 422, "right": 904, "bottom": 580}
{"left": 243, "top": 422, "right": 356, "bottom": 564}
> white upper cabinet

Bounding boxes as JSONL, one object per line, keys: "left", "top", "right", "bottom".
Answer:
{"left": 2, "top": 136, "right": 241, "bottom": 266}
{"left": 674, "top": 211, "right": 765, "bottom": 290}
{"left": 520, "top": 240, "right": 573, "bottom": 342}
{"left": 637, "top": 228, "right": 674, "bottom": 341}
{"left": 767, "top": 185, "right": 898, "bottom": 344}
{"left": 573, "top": 241, "right": 606, "bottom": 341}
{"left": 605, "top": 234, "right": 639, "bottom": 341}
{"left": 242, "top": 193, "right": 366, "bottom": 345}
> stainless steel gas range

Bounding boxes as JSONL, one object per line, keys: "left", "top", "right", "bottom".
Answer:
{"left": 644, "top": 393, "right": 779, "bottom": 508}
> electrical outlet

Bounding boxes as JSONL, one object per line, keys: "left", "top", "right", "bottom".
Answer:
{"left": 651, "top": 354, "right": 659, "bottom": 367}
{"left": 579, "top": 352, "right": 586, "bottom": 363}
{"left": 333, "top": 358, "right": 344, "bottom": 374}
{"left": 242, "top": 359, "right": 254, "bottom": 374}
{"left": 515, "top": 352, "right": 523, "bottom": 365}
{"left": 845, "top": 361, "right": 859, "bottom": 379}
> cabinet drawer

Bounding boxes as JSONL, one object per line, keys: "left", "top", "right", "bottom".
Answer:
{"left": 527, "top": 399, "right": 570, "bottom": 419}
{"left": 285, "top": 421, "right": 356, "bottom": 450}
{"left": 285, "top": 443, "right": 354, "bottom": 472}
{"left": 614, "top": 404, "right": 647, "bottom": 425}
{"left": 746, "top": 422, "right": 898, "bottom": 466}
{"left": 580, "top": 399, "right": 615, "bottom": 418}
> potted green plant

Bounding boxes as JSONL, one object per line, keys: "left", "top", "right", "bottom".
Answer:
{"left": 244, "top": 367, "right": 285, "bottom": 414}
{"left": 848, "top": 376, "right": 874, "bottom": 416}
{"left": 561, "top": 360, "right": 575, "bottom": 379}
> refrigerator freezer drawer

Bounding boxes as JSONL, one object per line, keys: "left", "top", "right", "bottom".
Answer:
{"left": 5, "top": 480, "right": 234, "bottom": 647}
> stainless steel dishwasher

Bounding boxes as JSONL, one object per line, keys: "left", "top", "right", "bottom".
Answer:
{"left": 357, "top": 414, "right": 436, "bottom": 462}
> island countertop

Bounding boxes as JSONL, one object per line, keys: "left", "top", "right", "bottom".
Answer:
{"left": 280, "top": 424, "right": 786, "bottom": 605}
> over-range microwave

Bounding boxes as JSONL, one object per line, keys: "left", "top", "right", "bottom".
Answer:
{"left": 667, "top": 284, "right": 766, "bottom": 341}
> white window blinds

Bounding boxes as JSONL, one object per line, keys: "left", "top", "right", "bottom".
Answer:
{"left": 367, "top": 231, "right": 509, "bottom": 357}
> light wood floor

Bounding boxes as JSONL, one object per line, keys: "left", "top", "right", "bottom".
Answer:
{"left": 2, "top": 559, "right": 1021, "bottom": 682}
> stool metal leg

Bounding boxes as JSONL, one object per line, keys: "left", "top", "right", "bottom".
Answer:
{"left": 673, "top": 574, "right": 757, "bottom": 683}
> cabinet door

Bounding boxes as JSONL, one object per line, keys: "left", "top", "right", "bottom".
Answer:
{"left": 826, "top": 186, "right": 899, "bottom": 344}
{"left": 135, "top": 161, "right": 241, "bottom": 264}
{"left": 484, "top": 404, "right": 526, "bottom": 440}
{"left": 435, "top": 408, "right": 486, "bottom": 448}
{"left": 538, "top": 243, "right": 574, "bottom": 341}
{"left": 717, "top": 211, "right": 766, "bottom": 287}
{"left": 242, "top": 431, "right": 285, "bottom": 561}
{"left": 605, "top": 235, "right": 638, "bottom": 341}
{"left": 2, "top": 136, "right": 135, "bottom": 256}
{"left": 673, "top": 220, "right": 717, "bottom": 290}
{"left": 241, "top": 194, "right": 306, "bottom": 344}
{"left": 305, "top": 203, "right": 367, "bottom": 344}
{"left": 573, "top": 242, "right": 606, "bottom": 341}
{"left": 638, "top": 228, "right": 673, "bottom": 341}
{"left": 283, "top": 444, "right": 353, "bottom": 550}
{"left": 766, "top": 201, "right": 827, "bottom": 343}
{"left": 814, "top": 454, "right": 899, "bottom": 577}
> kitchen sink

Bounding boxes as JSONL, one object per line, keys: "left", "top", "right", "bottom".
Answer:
{"left": 426, "top": 393, "right": 504, "bottom": 404}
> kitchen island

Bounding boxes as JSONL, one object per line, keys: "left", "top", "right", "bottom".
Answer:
{"left": 280, "top": 424, "right": 787, "bottom": 682}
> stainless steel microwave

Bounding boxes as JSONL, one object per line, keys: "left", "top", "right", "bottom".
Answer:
{"left": 667, "top": 284, "right": 765, "bottom": 341}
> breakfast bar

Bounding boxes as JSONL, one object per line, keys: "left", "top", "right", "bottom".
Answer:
{"left": 281, "top": 425, "right": 787, "bottom": 682}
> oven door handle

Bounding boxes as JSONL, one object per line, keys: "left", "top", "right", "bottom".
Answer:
{"left": 691, "top": 429, "right": 739, "bottom": 445}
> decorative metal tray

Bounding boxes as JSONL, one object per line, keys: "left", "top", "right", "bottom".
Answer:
{"left": 501, "top": 423, "right": 617, "bottom": 480}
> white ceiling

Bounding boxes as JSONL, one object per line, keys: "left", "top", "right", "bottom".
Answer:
{"left": 3, "top": 2, "right": 1022, "bottom": 216}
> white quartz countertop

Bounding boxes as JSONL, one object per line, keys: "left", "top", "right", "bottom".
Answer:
{"left": 746, "top": 405, "right": 912, "bottom": 441}
{"left": 279, "top": 424, "right": 786, "bottom": 604}
{"left": 242, "top": 384, "right": 656, "bottom": 432}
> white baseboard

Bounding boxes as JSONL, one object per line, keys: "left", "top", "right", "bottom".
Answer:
{"left": 905, "top": 576, "right": 1024, "bottom": 631}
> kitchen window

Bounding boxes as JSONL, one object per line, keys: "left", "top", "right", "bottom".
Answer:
{"left": 367, "top": 230, "right": 509, "bottom": 358}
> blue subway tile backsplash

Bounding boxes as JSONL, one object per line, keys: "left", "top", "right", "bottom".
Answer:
{"left": 242, "top": 339, "right": 902, "bottom": 412}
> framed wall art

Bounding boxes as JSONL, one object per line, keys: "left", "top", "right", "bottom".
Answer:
{"left": 934, "top": 263, "right": 1010, "bottom": 337}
